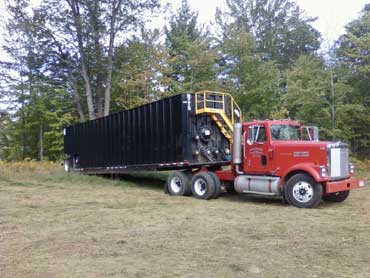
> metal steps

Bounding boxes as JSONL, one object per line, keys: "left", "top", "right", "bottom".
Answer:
{"left": 195, "top": 91, "right": 242, "bottom": 143}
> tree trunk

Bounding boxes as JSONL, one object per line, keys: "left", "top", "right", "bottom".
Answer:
{"left": 88, "top": 0, "right": 105, "bottom": 118}
{"left": 39, "top": 125, "right": 44, "bottom": 161}
{"left": 94, "top": 50, "right": 105, "bottom": 118}
{"left": 80, "top": 63, "right": 96, "bottom": 120}
{"left": 67, "top": 0, "right": 96, "bottom": 120}
{"left": 48, "top": 32, "right": 87, "bottom": 122}
{"left": 330, "top": 69, "right": 335, "bottom": 140}
{"left": 71, "top": 79, "right": 86, "bottom": 122}
{"left": 96, "top": 84, "right": 105, "bottom": 117}
{"left": 103, "top": 50, "right": 113, "bottom": 116}
{"left": 103, "top": 0, "right": 121, "bottom": 116}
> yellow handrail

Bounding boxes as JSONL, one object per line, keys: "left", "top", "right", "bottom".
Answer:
{"left": 194, "top": 91, "right": 242, "bottom": 143}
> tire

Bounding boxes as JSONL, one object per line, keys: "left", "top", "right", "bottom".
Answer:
{"left": 191, "top": 172, "right": 216, "bottom": 200}
{"left": 323, "top": 190, "right": 350, "bottom": 202}
{"left": 208, "top": 172, "right": 221, "bottom": 199}
{"left": 167, "top": 171, "right": 192, "bottom": 196}
{"left": 163, "top": 180, "right": 169, "bottom": 194}
{"left": 284, "top": 173, "right": 323, "bottom": 208}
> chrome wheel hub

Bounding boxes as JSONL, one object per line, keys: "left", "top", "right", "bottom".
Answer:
{"left": 292, "top": 181, "right": 313, "bottom": 203}
{"left": 170, "top": 177, "right": 182, "bottom": 193}
{"left": 194, "top": 178, "right": 207, "bottom": 196}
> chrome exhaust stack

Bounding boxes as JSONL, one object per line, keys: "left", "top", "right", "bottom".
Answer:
{"left": 233, "top": 123, "right": 243, "bottom": 174}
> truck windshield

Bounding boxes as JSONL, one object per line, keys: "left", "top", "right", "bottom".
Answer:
{"left": 270, "top": 125, "right": 301, "bottom": 140}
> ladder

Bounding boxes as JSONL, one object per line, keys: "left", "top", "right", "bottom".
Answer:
{"left": 195, "top": 91, "right": 242, "bottom": 143}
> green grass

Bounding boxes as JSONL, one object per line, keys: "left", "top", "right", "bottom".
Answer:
{"left": 0, "top": 165, "right": 369, "bottom": 278}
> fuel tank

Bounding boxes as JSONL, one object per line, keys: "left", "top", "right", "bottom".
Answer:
{"left": 234, "top": 175, "right": 281, "bottom": 195}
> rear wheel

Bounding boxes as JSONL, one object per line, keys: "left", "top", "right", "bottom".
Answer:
{"left": 323, "top": 190, "right": 350, "bottom": 202}
{"left": 167, "top": 171, "right": 192, "bottom": 196}
{"left": 285, "top": 173, "right": 322, "bottom": 208}
{"left": 191, "top": 172, "right": 216, "bottom": 200}
{"left": 207, "top": 172, "right": 221, "bottom": 199}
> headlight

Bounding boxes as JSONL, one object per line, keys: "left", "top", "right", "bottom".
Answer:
{"left": 359, "top": 180, "right": 365, "bottom": 187}
{"left": 320, "top": 166, "right": 327, "bottom": 178}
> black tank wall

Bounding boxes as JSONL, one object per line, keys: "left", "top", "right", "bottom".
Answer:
{"left": 64, "top": 94, "right": 230, "bottom": 169}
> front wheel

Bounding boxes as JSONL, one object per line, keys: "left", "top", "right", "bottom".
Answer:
{"left": 284, "top": 174, "right": 322, "bottom": 208}
{"left": 323, "top": 190, "right": 350, "bottom": 202}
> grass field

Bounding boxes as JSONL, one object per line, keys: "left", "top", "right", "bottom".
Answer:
{"left": 0, "top": 162, "right": 369, "bottom": 278}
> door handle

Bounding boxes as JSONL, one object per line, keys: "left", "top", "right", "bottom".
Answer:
{"left": 268, "top": 148, "right": 274, "bottom": 159}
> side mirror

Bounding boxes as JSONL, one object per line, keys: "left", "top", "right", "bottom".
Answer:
{"left": 301, "top": 126, "right": 319, "bottom": 141}
{"left": 312, "top": 126, "right": 319, "bottom": 141}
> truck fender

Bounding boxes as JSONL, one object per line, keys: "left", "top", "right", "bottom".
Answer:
{"left": 281, "top": 163, "right": 323, "bottom": 185}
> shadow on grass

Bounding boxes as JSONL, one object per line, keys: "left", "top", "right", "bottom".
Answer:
{"left": 221, "top": 192, "right": 286, "bottom": 206}
{"left": 100, "top": 173, "right": 289, "bottom": 205}
{"left": 223, "top": 193, "right": 350, "bottom": 208}
{"left": 99, "top": 172, "right": 168, "bottom": 191}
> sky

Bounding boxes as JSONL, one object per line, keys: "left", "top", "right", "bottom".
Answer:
{"left": 0, "top": 0, "right": 368, "bottom": 61}
{"left": 167, "top": 0, "right": 368, "bottom": 49}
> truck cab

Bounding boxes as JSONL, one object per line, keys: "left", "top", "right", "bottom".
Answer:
{"left": 243, "top": 119, "right": 325, "bottom": 176}
{"left": 228, "top": 119, "right": 365, "bottom": 208}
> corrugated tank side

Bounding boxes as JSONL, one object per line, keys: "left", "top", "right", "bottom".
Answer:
{"left": 64, "top": 93, "right": 231, "bottom": 171}
{"left": 64, "top": 94, "right": 185, "bottom": 169}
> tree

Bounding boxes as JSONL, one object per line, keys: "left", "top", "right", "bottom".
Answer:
{"left": 216, "top": 0, "right": 321, "bottom": 68}
{"left": 165, "top": 0, "right": 222, "bottom": 93}
{"left": 218, "top": 26, "right": 282, "bottom": 118}
{"left": 0, "top": 2, "right": 76, "bottom": 160}
{"left": 335, "top": 4, "right": 370, "bottom": 157}
{"left": 284, "top": 55, "right": 331, "bottom": 135}
{"left": 4, "top": 0, "right": 160, "bottom": 121}
{"left": 111, "top": 28, "right": 168, "bottom": 110}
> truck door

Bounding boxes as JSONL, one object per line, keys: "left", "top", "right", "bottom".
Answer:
{"left": 244, "top": 124, "right": 271, "bottom": 174}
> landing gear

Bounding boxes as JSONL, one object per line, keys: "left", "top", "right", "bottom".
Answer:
{"left": 64, "top": 160, "right": 70, "bottom": 172}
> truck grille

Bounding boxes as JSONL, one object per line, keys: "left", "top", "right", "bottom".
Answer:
{"left": 328, "top": 146, "right": 349, "bottom": 179}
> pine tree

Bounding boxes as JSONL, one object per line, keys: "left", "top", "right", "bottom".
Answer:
{"left": 216, "top": 0, "right": 321, "bottom": 68}
{"left": 218, "top": 26, "right": 282, "bottom": 119}
{"left": 165, "top": 0, "right": 222, "bottom": 93}
{"left": 335, "top": 4, "right": 370, "bottom": 157}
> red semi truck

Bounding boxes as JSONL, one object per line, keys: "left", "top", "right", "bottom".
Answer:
{"left": 168, "top": 118, "right": 365, "bottom": 208}
{"left": 64, "top": 91, "right": 365, "bottom": 208}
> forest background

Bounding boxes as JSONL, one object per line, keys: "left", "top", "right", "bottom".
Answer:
{"left": 0, "top": 0, "right": 369, "bottom": 161}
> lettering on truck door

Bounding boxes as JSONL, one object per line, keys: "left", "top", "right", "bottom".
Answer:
{"left": 244, "top": 124, "right": 271, "bottom": 174}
